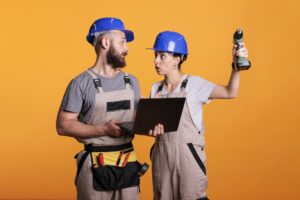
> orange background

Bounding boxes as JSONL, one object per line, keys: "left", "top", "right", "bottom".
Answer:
{"left": 0, "top": 0, "right": 299, "bottom": 199}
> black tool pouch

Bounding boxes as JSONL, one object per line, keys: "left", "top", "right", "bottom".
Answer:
{"left": 91, "top": 161, "right": 142, "bottom": 191}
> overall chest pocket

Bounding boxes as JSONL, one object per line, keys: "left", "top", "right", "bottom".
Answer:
{"left": 106, "top": 100, "right": 131, "bottom": 112}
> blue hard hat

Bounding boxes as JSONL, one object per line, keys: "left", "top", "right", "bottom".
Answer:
{"left": 149, "top": 31, "right": 188, "bottom": 55}
{"left": 86, "top": 17, "right": 134, "bottom": 45}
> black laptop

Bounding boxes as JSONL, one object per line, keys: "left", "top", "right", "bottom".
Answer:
{"left": 118, "top": 97, "right": 186, "bottom": 135}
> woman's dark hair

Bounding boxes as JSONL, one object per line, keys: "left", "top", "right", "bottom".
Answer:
{"left": 172, "top": 53, "right": 188, "bottom": 69}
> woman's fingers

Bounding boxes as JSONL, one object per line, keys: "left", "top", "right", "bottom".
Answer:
{"left": 149, "top": 124, "right": 164, "bottom": 137}
{"left": 236, "top": 47, "right": 248, "bottom": 58}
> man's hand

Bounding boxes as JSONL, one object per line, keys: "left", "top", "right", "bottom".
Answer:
{"left": 101, "top": 119, "right": 125, "bottom": 137}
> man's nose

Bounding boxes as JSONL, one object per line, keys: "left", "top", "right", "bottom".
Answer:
{"left": 124, "top": 44, "right": 128, "bottom": 53}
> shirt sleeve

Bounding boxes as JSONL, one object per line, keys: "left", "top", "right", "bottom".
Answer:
{"left": 189, "top": 76, "right": 216, "bottom": 104}
{"left": 59, "top": 79, "right": 83, "bottom": 113}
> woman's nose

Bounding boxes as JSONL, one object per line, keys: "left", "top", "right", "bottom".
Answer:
{"left": 154, "top": 56, "right": 160, "bottom": 65}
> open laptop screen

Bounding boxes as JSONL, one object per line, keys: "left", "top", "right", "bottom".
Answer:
{"left": 132, "top": 97, "right": 186, "bottom": 134}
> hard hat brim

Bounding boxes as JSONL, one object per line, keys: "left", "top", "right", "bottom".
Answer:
{"left": 123, "top": 30, "right": 134, "bottom": 42}
{"left": 86, "top": 29, "right": 134, "bottom": 45}
{"left": 146, "top": 47, "right": 188, "bottom": 55}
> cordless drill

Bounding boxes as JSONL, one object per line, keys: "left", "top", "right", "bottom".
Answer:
{"left": 233, "top": 28, "right": 251, "bottom": 70}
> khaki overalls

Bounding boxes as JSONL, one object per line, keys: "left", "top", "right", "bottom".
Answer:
{"left": 75, "top": 70, "right": 140, "bottom": 200}
{"left": 151, "top": 77, "right": 209, "bottom": 200}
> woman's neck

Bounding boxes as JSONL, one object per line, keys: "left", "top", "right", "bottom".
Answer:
{"left": 164, "top": 71, "right": 184, "bottom": 92}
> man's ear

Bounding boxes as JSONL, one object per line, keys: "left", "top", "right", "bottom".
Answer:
{"left": 101, "top": 37, "right": 111, "bottom": 49}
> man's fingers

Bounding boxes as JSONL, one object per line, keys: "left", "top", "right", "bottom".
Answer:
{"left": 113, "top": 129, "right": 125, "bottom": 137}
{"left": 109, "top": 119, "right": 121, "bottom": 124}
{"left": 108, "top": 119, "right": 122, "bottom": 129}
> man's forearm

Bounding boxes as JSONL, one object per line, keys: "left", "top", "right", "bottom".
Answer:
{"left": 56, "top": 119, "right": 106, "bottom": 139}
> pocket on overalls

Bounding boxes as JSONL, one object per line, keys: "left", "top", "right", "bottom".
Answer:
{"left": 91, "top": 161, "right": 142, "bottom": 191}
{"left": 187, "top": 143, "right": 207, "bottom": 175}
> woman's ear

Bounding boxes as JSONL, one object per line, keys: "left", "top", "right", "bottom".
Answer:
{"left": 174, "top": 56, "right": 181, "bottom": 65}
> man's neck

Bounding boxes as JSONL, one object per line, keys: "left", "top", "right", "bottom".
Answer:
{"left": 91, "top": 54, "right": 121, "bottom": 78}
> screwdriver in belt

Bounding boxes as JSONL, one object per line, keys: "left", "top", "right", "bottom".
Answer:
{"left": 116, "top": 150, "right": 124, "bottom": 166}
{"left": 122, "top": 152, "right": 131, "bottom": 167}
{"left": 98, "top": 153, "right": 104, "bottom": 166}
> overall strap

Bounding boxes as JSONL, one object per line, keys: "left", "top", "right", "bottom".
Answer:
{"left": 87, "top": 69, "right": 103, "bottom": 93}
{"left": 156, "top": 76, "right": 189, "bottom": 94}
{"left": 180, "top": 76, "right": 189, "bottom": 91}
{"left": 123, "top": 73, "right": 132, "bottom": 90}
{"left": 156, "top": 82, "right": 164, "bottom": 94}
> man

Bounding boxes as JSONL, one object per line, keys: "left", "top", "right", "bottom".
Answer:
{"left": 56, "top": 17, "right": 159, "bottom": 200}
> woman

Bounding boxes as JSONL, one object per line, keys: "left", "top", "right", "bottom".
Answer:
{"left": 148, "top": 31, "right": 249, "bottom": 200}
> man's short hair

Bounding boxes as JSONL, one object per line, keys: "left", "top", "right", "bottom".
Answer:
{"left": 92, "top": 31, "right": 112, "bottom": 47}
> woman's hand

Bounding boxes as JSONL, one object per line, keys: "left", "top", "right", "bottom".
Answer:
{"left": 149, "top": 124, "right": 164, "bottom": 137}
{"left": 232, "top": 43, "right": 249, "bottom": 64}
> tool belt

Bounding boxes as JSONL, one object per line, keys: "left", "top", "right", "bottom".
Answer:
{"left": 87, "top": 143, "right": 136, "bottom": 167}
{"left": 75, "top": 142, "right": 148, "bottom": 191}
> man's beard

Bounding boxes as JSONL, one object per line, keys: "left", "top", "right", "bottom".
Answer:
{"left": 106, "top": 45, "right": 126, "bottom": 69}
